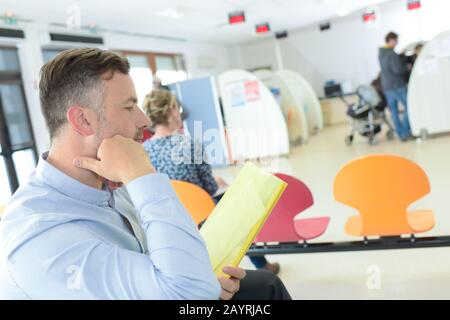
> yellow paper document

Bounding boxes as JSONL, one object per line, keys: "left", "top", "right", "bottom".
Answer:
{"left": 199, "top": 162, "right": 287, "bottom": 277}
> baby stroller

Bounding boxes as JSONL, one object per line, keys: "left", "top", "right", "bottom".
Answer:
{"left": 344, "top": 85, "right": 395, "bottom": 146}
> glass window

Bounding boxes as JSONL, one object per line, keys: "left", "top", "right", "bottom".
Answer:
{"left": 42, "top": 49, "right": 64, "bottom": 64}
{"left": 0, "top": 157, "right": 11, "bottom": 204}
{"left": 155, "top": 70, "right": 188, "bottom": 86}
{"left": 155, "top": 55, "right": 187, "bottom": 85}
{"left": 12, "top": 149, "right": 36, "bottom": 186}
{"left": 125, "top": 55, "right": 154, "bottom": 108}
{"left": 0, "top": 47, "right": 36, "bottom": 195}
{"left": 0, "top": 84, "right": 33, "bottom": 147}
{"left": 0, "top": 48, "right": 20, "bottom": 72}
{"left": 155, "top": 56, "right": 175, "bottom": 71}
{"left": 174, "top": 55, "right": 186, "bottom": 71}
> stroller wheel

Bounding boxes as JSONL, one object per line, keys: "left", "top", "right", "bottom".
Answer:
{"left": 386, "top": 130, "right": 395, "bottom": 140}
{"left": 420, "top": 129, "right": 429, "bottom": 140}
{"left": 345, "top": 135, "right": 353, "bottom": 146}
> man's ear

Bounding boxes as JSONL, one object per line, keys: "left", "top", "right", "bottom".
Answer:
{"left": 66, "top": 106, "right": 97, "bottom": 136}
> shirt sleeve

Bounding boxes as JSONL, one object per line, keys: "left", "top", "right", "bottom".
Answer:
{"left": 7, "top": 174, "right": 221, "bottom": 300}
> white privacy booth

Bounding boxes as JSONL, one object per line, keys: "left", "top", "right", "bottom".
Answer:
{"left": 217, "top": 70, "right": 289, "bottom": 163}
{"left": 254, "top": 69, "right": 323, "bottom": 145}
{"left": 408, "top": 30, "right": 450, "bottom": 138}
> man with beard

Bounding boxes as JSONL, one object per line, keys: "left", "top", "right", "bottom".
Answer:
{"left": 0, "top": 48, "right": 290, "bottom": 300}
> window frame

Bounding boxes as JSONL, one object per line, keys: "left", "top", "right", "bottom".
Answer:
{"left": 121, "top": 50, "right": 187, "bottom": 79}
{"left": 0, "top": 46, "right": 37, "bottom": 193}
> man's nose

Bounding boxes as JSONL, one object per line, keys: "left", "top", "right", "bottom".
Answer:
{"left": 137, "top": 107, "right": 151, "bottom": 128}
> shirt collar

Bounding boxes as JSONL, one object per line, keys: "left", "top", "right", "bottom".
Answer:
{"left": 36, "top": 152, "right": 113, "bottom": 206}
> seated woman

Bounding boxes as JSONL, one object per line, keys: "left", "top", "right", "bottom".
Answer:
{"left": 142, "top": 89, "right": 280, "bottom": 275}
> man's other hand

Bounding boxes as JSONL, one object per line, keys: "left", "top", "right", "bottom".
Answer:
{"left": 218, "top": 266, "right": 246, "bottom": 300}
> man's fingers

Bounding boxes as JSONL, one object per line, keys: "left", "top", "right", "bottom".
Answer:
{"left": 232, "top": 279, "right": 240, "bottom": 293}
{"left": 218, "top": 277, "right": 239, "bottom": 294}
{"left": 220, "top": 290, "right": 234, "bottom": 300}
{"left": 223, "top": 266, "right": 246, "bottom": 280}
{"left": 73, "top": 157, "right": 102, "bottom": 175}
{"left": 218, "top": 268, "right": 244, "bottom": 300}
{"left": 218, "top": 277, "right": 237, "bottom": 300}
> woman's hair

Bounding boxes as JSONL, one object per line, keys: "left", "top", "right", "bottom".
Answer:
{"left": 142, "top": 89, "right": 177, "bottom": 128}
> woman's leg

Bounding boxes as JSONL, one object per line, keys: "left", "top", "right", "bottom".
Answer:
{"left": 249, "top": 255, "right": 281, "bottom": 274}
{"left": 249, "top": 255, "right": 268, "bottom": 269}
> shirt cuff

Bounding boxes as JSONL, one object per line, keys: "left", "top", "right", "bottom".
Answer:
{"left": 125, "top": 173, "right": 177, "bottom": 211}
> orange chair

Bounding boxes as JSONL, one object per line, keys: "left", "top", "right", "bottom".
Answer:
{"left": 334, "top": 154, "right": 434, "bottom": 237}
{"left": 171, "top": 180, "right": 216, "bottom": 225}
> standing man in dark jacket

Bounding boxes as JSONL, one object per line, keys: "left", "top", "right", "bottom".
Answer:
{"left": 379, "top": 32, "right": 412, "bottom": 141}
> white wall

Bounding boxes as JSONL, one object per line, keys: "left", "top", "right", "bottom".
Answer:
{"left": 232, "top": 0, "right": 450, "bottom": 96}
{"left": 4, "top": 24, "right": 232, "bottom": 155}
{"left": 12, "top": 0, "right": 450, "bottom": 154}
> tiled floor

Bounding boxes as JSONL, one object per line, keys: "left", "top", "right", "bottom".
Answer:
{"left": 213, "top": 124, "right": 450, "bottom": 299}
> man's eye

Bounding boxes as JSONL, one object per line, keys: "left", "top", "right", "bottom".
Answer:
{"left": 126, "top": 106, "right": 134, "bottom": 111}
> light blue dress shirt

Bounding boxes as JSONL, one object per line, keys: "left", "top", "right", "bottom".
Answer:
{"left": 0, "top": 153, "right": 221, "bottom": 300}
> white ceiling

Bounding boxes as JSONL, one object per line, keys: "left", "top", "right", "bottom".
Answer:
{"left": 0, "top": 0, "right": 395, "bottom": 44}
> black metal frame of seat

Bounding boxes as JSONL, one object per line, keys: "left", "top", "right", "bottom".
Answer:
{"left": 247, "top": 235, "right": 450, "bottom": 256}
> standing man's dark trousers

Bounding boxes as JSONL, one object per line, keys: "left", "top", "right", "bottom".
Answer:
{"left": 232, "top": 270, "right": 292, "bottom": 300}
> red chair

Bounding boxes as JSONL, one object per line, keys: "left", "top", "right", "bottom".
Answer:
{"left": 142, "top": 128, "right": 153, "bottom": 142}
{"left": 255, "top": 173, "right": 330, "bottom": 242}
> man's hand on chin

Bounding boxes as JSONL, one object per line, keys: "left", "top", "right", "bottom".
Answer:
{"left": 73, "top": 135, "right": 155, "bottom": 185}
{"left": 218, "top": 266, "right": 246, "bottom": 300}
